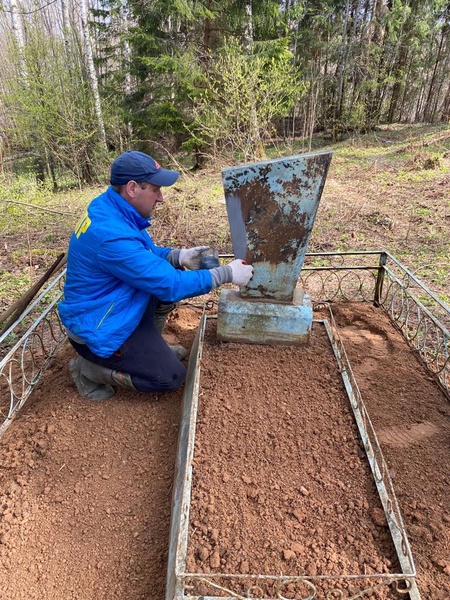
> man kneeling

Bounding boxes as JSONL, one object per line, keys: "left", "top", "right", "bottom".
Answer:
{"left": 58, "top": 151, "right": 253, "bottom": 400}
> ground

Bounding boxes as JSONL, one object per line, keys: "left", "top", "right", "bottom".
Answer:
{"left": 0, "top": 303, "right": 448, "bottom": 599}
{"left": 0, "top": 126, "right": 449, "bottom": 599}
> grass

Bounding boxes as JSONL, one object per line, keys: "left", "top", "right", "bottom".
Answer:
{"left": 1, "top": 123, "right": 449, "bottom": 311}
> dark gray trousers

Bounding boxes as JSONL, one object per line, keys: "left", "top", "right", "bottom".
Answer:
{"left": 69, "top": 298, "right": 186, "bottom": 393}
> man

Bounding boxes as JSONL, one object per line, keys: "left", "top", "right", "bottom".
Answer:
{"left": 58, "top": 150, "right": 253, "bottom": 400}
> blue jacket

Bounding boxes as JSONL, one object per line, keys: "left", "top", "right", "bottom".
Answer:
{"left": 58, "top": 186, "right": 213, "bottom": 357}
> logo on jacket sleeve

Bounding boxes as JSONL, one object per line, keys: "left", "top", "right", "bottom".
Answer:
{"left": 75, "top": 211, "right": 91, "bottom": 238}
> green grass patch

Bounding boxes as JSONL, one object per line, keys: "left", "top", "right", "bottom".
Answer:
{"left": 0, "top": 269, "right": 33, "bottom": 303}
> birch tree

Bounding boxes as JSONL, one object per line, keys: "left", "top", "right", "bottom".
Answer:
{"left": 80, "top": 0, "right": 107, "bottom": 150}
{"left": 7, "top": 0, "right": 26, "bottom": 76}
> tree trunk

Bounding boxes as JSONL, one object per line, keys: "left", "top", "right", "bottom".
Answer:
{"left": 119, "top": 0, "right": 133, "bottom": 141}
{"left": 80, "top": 0, "right": 107, "bottom": 150}
{"left": 333, "top": 0, "right": 351, "bottom": 124}
{"left": 9, "top": 0, "right": 26, "bottom": 75}
{"left": 61, "top": 0, "right": 71, "bottom": 61}
{"left": 9, "top": 0, "right": 49, "bottom": 181}
{"left": 441, "top": 82, "right": 450, "bottom": 122}
{"left": 203, "top": 0, "right": 213, "bottom": 53}
{"left": 364, "top": 0, "right": 388, "bottom": 126}
{"left": 396, "top": 52, "right": 415, "bottom": 122}
{"left": 423, "top": 27, "right": 446, "bottom": 122}
{"left": 243, "top": 0, "right": 264, "bottom": 161}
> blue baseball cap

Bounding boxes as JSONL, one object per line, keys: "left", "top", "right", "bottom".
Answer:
{"left": 110, "top": 151, "right": 179, "bottom": 186}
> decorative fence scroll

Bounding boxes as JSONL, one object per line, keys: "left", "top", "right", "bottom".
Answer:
{"left": 300, "top": 251, "right": 450, "bottom": 397}
{"left": 1, "top": 251, "right": 448, "bottom": 440}
{"left": 0, "top": 271, "right": 66, "bottom": 438}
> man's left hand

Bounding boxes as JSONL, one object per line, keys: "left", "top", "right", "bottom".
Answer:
{"left": 179, "top": 246, "right": 211, "bottom": 270}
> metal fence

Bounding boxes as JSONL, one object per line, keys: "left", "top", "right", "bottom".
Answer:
{"left": 167, "top": 314, "right": 420, "bottom": 600}
{"left": 0, "top": 250, "right": 449, "bottom": 440}
{"left": 300, "top": 251, "right": 450, "bottom": 396}
{"left": 0, "top": 271, "right": 66, "bottom": 438}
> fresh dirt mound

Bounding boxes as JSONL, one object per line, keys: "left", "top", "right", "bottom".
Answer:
{"left": 0, "top": 303, "right": 448, "bottom": 599}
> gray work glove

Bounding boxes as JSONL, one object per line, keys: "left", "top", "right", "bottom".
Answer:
{"left": 179, "top": 246, "right": 211, "bottom": 270}
{"left": 199, "top": 247, "right": 220, "bottom": 269}
{"left": 209, "top": 259, "right": 254, "bottom": 289}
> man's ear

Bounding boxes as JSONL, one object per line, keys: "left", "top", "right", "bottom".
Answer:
{"left": 124, "top": 180, "right": 137, "bottom": 199}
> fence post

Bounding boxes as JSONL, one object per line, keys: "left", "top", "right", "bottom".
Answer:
{"left": 374, "top": 251, "right": 387, "bottom": 306}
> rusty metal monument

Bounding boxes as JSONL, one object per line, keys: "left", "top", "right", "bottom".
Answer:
{"left": 217, "top": 150, "right": 333, "bottom": 345}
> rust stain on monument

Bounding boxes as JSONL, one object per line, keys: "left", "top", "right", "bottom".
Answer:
{"left": 222, "top": 151, "right": 332, "bottom": 301}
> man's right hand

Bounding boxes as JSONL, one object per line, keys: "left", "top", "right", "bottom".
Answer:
{"left": 209, "top": 259, "right": 253, "bottom": 289}
{"left": 228, "top": 259, "right": 254, "bottom": 287}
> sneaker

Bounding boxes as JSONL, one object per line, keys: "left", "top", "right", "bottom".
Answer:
{"left": 169, "top": 345, "right": 189, "bottom": 360}
{"left": 68, "top": 356, "right": 115, "bottom": 401}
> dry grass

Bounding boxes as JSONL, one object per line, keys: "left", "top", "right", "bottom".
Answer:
{"left": 1, "top": 123, "right": 449, "bottom": 311}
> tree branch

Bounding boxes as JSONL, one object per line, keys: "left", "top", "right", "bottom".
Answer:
{"left": 4, "top": 200, "right": 73, "bottom": 216}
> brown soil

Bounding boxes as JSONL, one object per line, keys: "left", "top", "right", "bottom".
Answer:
{"left": 187, "top": 321, "right": 401, "bottom": 599}
{"left": 0, "top": 303, "right": 449, "bottom": 599}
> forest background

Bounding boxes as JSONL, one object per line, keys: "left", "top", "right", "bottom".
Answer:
{"left": 1, "top": 0, "right": 450, "bottom": 184}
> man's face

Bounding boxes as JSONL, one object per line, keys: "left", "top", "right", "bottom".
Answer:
{"left": 127, "top": 181, "right": 164, "bottom": 218}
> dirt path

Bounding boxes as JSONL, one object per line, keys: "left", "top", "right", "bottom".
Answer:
{"left": 0, "top": 303, "right": 448, "bottom": 599}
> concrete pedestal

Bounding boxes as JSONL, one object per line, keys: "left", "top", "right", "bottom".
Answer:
{"left": 217, "top": 287, "right": 313, "bottom": 346}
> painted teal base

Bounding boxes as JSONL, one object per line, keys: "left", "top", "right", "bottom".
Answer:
{"left": 217, "top": 287, "right": 313, "bottom": 346}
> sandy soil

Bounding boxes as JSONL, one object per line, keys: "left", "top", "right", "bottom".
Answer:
{"left": 0, "top": 303, "right": 448, "bottom": 600}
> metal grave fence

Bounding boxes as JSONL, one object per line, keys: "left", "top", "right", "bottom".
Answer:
{"left": 0, "top": 251, "right": 448, "bottom": 442}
